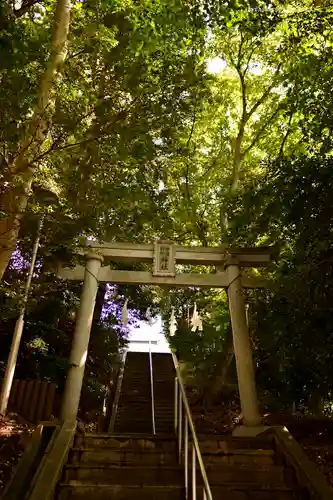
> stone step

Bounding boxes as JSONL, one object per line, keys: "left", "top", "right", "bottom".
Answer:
{"left": 65, "top": 462, "right": 288, "bottom": 489}
{"left": 198, "top": 436, "right": 275, "bottom": 452}
{"left": 154, "top": 406, "right": 174, "bottom": 410}
{"left": 155, "top": 427, "right": 174, "bottom": 434}
{"left": 114, "top": 417, "right": 153, "bottom": 424}
{"left": 79, "top": 434, "right": 177, "bottom": 452}
{"left": 114, "top": 416, "right": 153, "bottom": 421}
{"left": 201, "top": 446, "right": 275, "bottom": 457}
{"left": 116, "top": 401, "right": 153, "bottom": 407}
{"left": 115, "top": 403, "right": 152, "bottom": 408}
{"left": 114, "top": 427, "right": 154, "bottom": 434}
{"left": 204, "top": 464, "right": 287, "bottom": 486}
{"left": 120, "top": 384, "right": 150, "bottom": 388}
{"left": 114, "top": 415, "right": 152, "bottom": 422}
{"left": 117, "top": 405, "right": 152, "bottom": 414}
{"left": 121, "top": 377, "right": 150, "bottom": 382}
{"left": 122, "top": 368, "right": 150, "bottom": 372}
{"left": 114, "top": 413, "right": 153, "bottom": 419}
{"left": 155, "top": 422, "right": 174, "bottom": 428}
{"left": 64, "top": 464, "right": 183, "bottom": 485}
{"left": 117, "top": 402, "right": 172, "bottom": 408}
{"left": 57, "top": 484, "right": 184, "bottom": 500}
{"left": 209, "top": 486, "right": 298, "bottom": 500}
{"left": 114, "top": 418, "right": 153, "bottom": 423}
{"left": 202, "top": 450, "right": 275, "bottom": 466}
{"left": 69, "top": 448, "right": 178, "bottom": 466}
{"left": 121, "top": 379, "right": 149, "bottom": 382}
{"left": 119, "top": 392, "right": 150, "bottom": 396}
{"left": 57, "top": 483, "right": 297, "bottom": 500}
{"left": 118, "top": 391, "right": 151, "bottom": 396}
{"left": 114, "top": 425, "right": 153, "bottom": 433}
{"left": 116, "top": 401, "right": 151, "bottom": 405}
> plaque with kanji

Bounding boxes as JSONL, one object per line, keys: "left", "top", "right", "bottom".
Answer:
{"left": 153, "top": 240, "right": 176, "bottom": 276}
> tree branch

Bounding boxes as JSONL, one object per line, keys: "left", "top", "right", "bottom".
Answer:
{"left": 247, "top": 63, "right": 282, "bottom": 120}
{"left": 236, "top": 32, "right": 245, "bottom": 73}
{"left": 230, "top": 45, "right": 251, "bottom": 193}
{"left": 243, "top": 104, "right": 284, "bottom": 156}
{"left": 199, "top": 130, "right": 224, "bottom": 181}
{"left": 243, "top": 44, "right": 257, "bottom": 77}
{"left": 231, "top": 70, "right": 247, "bottom": 192}
{"left": 33, "top": 133, "right": 107, "bottom": 162}
{"left": 183, "top": 101, "right": 198, "bottom": 202}
{"left": 278, "top": 110, "right": 294, "bottom": 159}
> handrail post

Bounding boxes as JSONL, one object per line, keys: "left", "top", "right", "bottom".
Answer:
{"left": 185, "top": 414, "right": 189, "bottom": 500}
{"left": 174, "top": 377, "right": 178, "bottom": 431}
{"left": 171, "top": 352, "right": 213, "bottom": 500}
{"left": 192, "top": 444, "right": 196, "bottom": 500}
{"left": 149, "top": 341, "right": 156, "bottom": 435}
{"left": 178, "top": 391, "right": 182, "bottom": 462}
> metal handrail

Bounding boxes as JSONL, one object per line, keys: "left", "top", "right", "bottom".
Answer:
{"left": 149, "top": 341, "right": 156, "bottom": 435}
{"left": 171, "top": 352, "right": 213, "bottom": 500}
{"left": 109, "top": 351, "right": 127, "bottom": 433}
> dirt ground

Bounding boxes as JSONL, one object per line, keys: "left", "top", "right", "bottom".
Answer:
{"left": 0, "top": 414, "right": 35, "bottom": 492}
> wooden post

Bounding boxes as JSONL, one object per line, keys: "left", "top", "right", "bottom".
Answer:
{"left": 60, "top": 252, "right": 103, "bottom": 421}
{"left": 226, "top": 257, "right": 261, "bottom": 427}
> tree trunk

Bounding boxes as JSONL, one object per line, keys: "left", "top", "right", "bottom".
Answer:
{"left": 231, "top": 123, "right": 245, "bottom": 194}
{"left": 93, "top": 284, "right": 107, "bottom": 324}
{"left": 205, "top": 325, "right": 234, "bottom": 407}
{"left": 0, "top": 0, "right": 72, "bottom": 280}
{"left": 220, "top": 100, "right": 246, "bottom": 239}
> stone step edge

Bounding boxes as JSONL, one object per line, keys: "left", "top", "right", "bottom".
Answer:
{"left": 71, "top": 447, "right": 176, "bottom": 454}
{"left": 58, "top": 484, "right": 183, "bottom": 490}
{"left": 201, "top": 449, "right": 275, "bottom": 456}
{"left": 58, "top": 482, "right": 293, "bottom": 492}
{"left": 65, "top": 463, "right": 284, "bottom": 473}
{"left": 82, "top": 433, "right": 176, "bottom": 439}
{"left": 197, "top": 434, "right": 274, "bottom": 442}
{"left": 66, "top": 464, "right": 182, "bottom": 471}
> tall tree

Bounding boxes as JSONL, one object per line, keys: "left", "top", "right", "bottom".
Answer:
{"left": 0, "top": 0, "right": 72, "bottom": 278}
{"left": 0, "top": 0, "right": 208, "bottom": 277}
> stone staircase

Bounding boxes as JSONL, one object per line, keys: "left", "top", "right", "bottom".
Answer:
{"left": 54, "top": 352, "right": 311, "bottom": 499}
{"left": 152, "top": 353, "right": 175, "bottom": 434}
{"left": 113, "top": 352, "right": 153, "bottom": 434}
{"left": 199, "top": 435, "right": 308, "bottom": 499}
{"left": 55, "top": 432, "right": 307, "bottom": 500}
{"left": 112, "top": 351, "right": 174, "bottom": 434}
{"left": 56, "top": 433, "right": 183, "bottom": 500}
{"left": 5, "top": 354, "right": 330, "bottom": 499}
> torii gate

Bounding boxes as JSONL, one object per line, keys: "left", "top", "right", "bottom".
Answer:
{"left": 58, "top": 240, "right": 278, "bottom": 429}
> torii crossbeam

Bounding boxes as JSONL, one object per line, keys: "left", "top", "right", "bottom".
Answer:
{"left": 58, "top": 240, "right": 278, "bottom": 430}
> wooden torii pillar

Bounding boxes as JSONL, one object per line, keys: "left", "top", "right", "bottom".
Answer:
{"left": 58, "top": 241, "right": 278, "bottom": 427}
